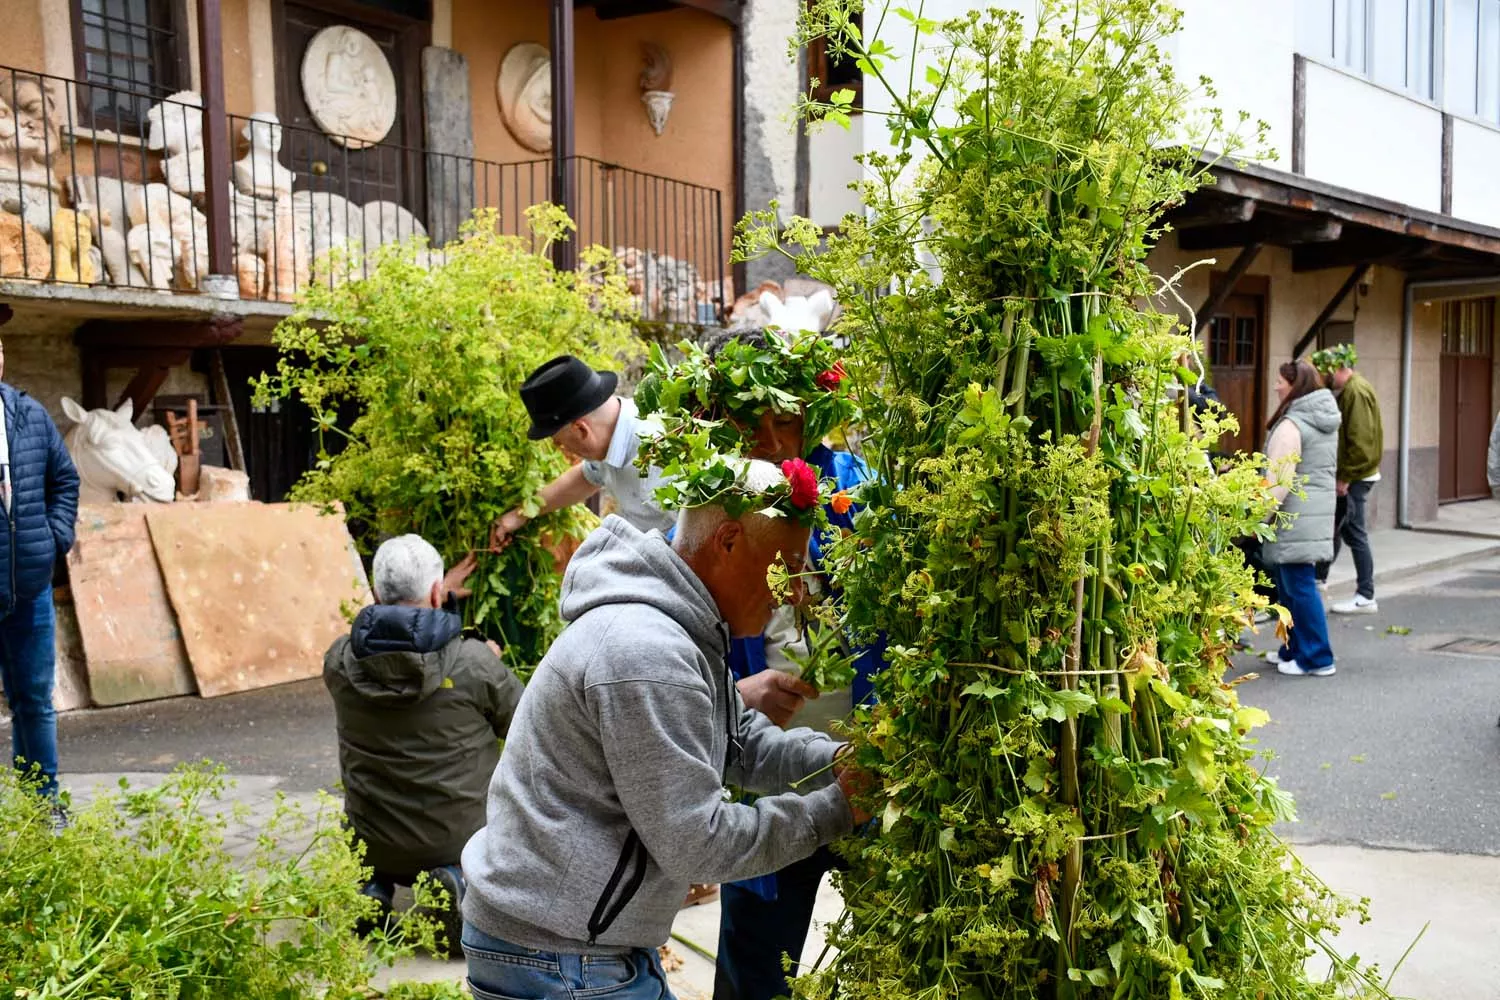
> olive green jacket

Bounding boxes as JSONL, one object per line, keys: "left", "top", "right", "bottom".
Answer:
{"left": 325, "top": 604, "right": 522, "bottom": 875}
{"left": 1335, "top": 372, "right": 1384, "bottom": 483}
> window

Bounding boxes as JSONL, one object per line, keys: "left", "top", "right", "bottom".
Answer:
{"left": 807, "top": 8, "right": 863, "bottom": 107}
{"left": 1447, "top": 0, "right": 1500, "bottom": 122}
{"left": 1441, "top": 298, "right": 1495, "bottom": 355}
{"left": 1297, "top": 0, "right": 1438, "bottom": 99}
{"left": 72, "top": 0, "right": 187, "bottom": 134}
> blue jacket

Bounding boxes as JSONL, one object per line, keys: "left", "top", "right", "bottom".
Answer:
{"left": 1, "top": 383, "right": 79, "bottom": 612}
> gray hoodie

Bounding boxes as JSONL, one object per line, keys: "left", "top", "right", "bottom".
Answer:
{"left": 461, "top": 515, "right": 853, "bottom": 954}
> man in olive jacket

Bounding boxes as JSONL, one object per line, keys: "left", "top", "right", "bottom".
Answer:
{"left": 1313, "top": 345, "right": 1384, "bottom": 613}
{"left": 325, "top": 534, "right": 522, "bottom": 953}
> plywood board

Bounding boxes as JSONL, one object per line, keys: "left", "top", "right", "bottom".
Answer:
{"left": 66, "top": 506, "right": 195, "bottom": 706}
{"left": 145, "top": 502, "right": 371, "bottom": 698}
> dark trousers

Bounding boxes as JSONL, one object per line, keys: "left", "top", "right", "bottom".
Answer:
{"left": 1233, "top": 537, "right": 1276, "bottom": 602}
{"left": 0, "top": 591, "right": 58, "bottom": 798}
{"left": 1315, "top": 479, "right": 1376, "bottom": 598}
{"left": 1270, "top": 563, "right": 1335, "bottom": 669}
{"left": 713, "top": 845, "right": 838, "bottom": 1000}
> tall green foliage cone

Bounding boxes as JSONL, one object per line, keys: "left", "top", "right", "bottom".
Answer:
{"left": 741, "top": 2, "right": 1388, "bottom": 997}
{"left": 255, "top": 206, "right": 639, "bottom": 666}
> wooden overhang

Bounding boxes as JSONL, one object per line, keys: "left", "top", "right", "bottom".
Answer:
{"left": 1167, "top": 158, "right": 1500, "bottom": 279}
{"left": 1166, "top": 158, "right": 1500, "bottom": 356}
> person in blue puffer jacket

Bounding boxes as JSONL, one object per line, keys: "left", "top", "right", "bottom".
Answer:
{"left": 0, "top": 335, "right": 81, "bottom": 801}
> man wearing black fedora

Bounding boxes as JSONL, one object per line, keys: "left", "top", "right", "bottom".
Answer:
{"left": 490, "top": 356, "right": 673, "bottom": 551}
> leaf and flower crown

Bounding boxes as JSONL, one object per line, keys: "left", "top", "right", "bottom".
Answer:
{"left": 652, "top": 452, "right": 828, "bottom": 528}
{"left": 634, "top": 328, "right": 858, "bottom": 460}
{"left": 634, "top": 328, "right": 855, "bottom": 525}
{"left": 1310, "top": 343, "right": 1357, "bottom": 374}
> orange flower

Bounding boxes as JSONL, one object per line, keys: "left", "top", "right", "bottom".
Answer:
{"left": 830, "top": 490, "right": 854, "bottom": 515}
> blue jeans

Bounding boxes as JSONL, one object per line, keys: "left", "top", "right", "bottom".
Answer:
{"left": 0, "top": 591, "right": 57, "bottom": 797}
{"left": 463, "top": 923, "right": 674, "bottom": 1000}
{"left": 1270, "top": 563, "right": 1335, "bottom": 669}
{"left": 713, "top": 845, "right": 837, "bottom": 1000}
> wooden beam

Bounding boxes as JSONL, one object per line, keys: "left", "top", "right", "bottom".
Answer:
{"left": 583, "top": 0, "right": 742, "bottom": 22}
{"left": 1441, "top": 113, "right": 1454, "bottom": 216}
{"left": 114, "top": 364, "right": 179, "bottom": 419}
{"left": 550, "top": 0, "right": 579, "bottom": 273}
{"left": 196, "top": 0, "right": 233, "bottom": 277}
{"left": 210, "top": 348, "right": 247, "bottom": 473}
{"left": 73, "top": 317, "right": 243, "bottom": 350}
{"left": 1178, "top": 216, "right": 1341, "bottom": 252}
{"left": 1165, "top": 197, "right": 1256, "bottom": 230}
{"left": 660, "top": 0, "right": 741, "bottom": 22}
{"left": 1292, "top": 266, "right": 1366, "bottom": 359}
{"left": 1291, "top": 232, "right": 1417, "bottom": 272}
{"left": 1292, "top": 54, "right": 1306, "bottom": 174}
{"left": 1192, "top": 243, "right": 1264, "bottom": 337}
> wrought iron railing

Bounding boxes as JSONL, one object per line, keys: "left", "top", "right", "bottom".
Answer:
{"left": 1, "top": 63, "right": 728, "bottom": 326}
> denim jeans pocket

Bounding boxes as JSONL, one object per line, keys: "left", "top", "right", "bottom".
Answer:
{"left": 576, "top": 953, "right": 639, "bottom": 996}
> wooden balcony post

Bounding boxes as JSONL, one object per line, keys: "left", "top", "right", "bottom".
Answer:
{"left": 196, "top": 0, "right": 235, "bottom": 290}
{"left": 550, "top": 0, "right": 578, "bottom": 272}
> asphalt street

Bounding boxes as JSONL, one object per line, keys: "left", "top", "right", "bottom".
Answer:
{"left": 1231, "top": 556, "right": 1500, "bottom": 856}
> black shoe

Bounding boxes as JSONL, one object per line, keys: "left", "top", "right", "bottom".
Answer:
{"left": 417, "top": 864, "right": 465, "bottom": 959}
{"left": 355, "top": 878, "right": 395, "bottom": 938}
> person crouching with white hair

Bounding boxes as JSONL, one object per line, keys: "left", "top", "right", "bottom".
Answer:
{"left": 324, "top": 534, "right": 523, "bottom": 956}
{"left": 460, "top": 459, "right": 870, "bottom": 1000}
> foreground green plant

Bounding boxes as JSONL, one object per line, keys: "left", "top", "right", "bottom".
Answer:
{"left": 254, "top": 206, "right": 640, "bottom": 664}
{"left": 742, "top": 1, "right": 1390, "bottom": 997}
{"left": 0, "top": 764, "right": 443, "bottom": 999}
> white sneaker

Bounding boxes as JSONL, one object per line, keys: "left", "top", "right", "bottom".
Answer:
{"left": 1331, "top": 595, "right": 1378, "bottom": 615}
{"left": 1277, "top": 658, "right": 1336, "bottom": 677}
{"left": 1264, "top": 649, "right": 1288, "bottom": 665}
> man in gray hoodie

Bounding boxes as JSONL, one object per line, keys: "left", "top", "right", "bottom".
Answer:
{"left": 461, "top": 460, "right": 863, "bottom": 999}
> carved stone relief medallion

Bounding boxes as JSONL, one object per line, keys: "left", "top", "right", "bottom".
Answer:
{"left": 301, "top": 26, "right": 398, "bottom": 149}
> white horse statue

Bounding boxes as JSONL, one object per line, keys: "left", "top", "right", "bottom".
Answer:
{"left": 61, "top": 397, "right": 177, "bottom": 504}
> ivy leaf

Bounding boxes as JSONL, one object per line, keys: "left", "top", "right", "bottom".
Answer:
{"left": 1035, "top": 688, "right": 1096, "bottom": 722}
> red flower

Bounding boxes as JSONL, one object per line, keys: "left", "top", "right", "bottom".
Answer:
{"left": 781, "top": 458, "right": 820, "bottom": 510}
{"left": 816, "top": 362, "right": 846, "bottom": 391}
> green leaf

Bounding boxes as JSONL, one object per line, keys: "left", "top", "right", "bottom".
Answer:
{"left": 1023, "top": 756, "right": 1052, "bottom": 792}
{"left": 937, "top": 827, "right": 957, "bottom": 851}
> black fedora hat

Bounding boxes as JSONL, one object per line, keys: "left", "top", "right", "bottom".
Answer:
{"left": 520, "top": 356, "right": 619, "bottom": 440}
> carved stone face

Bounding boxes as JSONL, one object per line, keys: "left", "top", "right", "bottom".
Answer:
{"left": 0, "top": 77, "right": 62, "bottom": 167}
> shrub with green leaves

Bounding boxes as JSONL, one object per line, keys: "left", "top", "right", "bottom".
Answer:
{"left": 254, "top": 206, "right": 641, "bottom": 665}
{"left": 0, "top": 764, "right": 444, "bottom": 998}
{"left": 741, "top": 1, "right": 1389, "bottom": 997}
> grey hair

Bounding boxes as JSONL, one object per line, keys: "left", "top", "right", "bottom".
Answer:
{"left": 673, "top": 458, "right": 787, "bottom": 555}
{"left": 372, "top": 534, "right": 445, "bottom": 605}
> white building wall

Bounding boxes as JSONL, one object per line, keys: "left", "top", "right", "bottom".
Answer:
{"left": 1301, "top": 62, "right": 1444, "bottom": 211}
{"left": 1450, "top": 118, "right": 1500, "bottom": 227}
{"left": 819, "top": 0, "right": 1500, "bottom": 231}
{"left": 1166, "top": 0, "right": 1297, "bottom": 163}
{"left": 807, "top": 117, "right": 865, "bottom": 227}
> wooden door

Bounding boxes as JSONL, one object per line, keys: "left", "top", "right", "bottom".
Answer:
{"left": 1206, "top": 288, "right": 1267, "bottom": 455}
{"left": 273, "top": 0, "right": 428, "bottom": 215}
{"left": 1439, "top": 298, "right": 1496, "bottom": 502}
